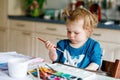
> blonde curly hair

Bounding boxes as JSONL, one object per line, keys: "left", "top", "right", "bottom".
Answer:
{"left": 63, "top": 7, "right": 98, "bottom": 37}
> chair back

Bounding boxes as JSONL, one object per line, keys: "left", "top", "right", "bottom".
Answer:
{"left": 113, "top": 59, "right": 120, "bottom": 78}
{"left": 101, "top": 59, "right": 120, "bottom": 78}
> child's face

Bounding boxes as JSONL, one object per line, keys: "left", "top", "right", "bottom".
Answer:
{"left": 66, "top": 19, "right": 88, "bottom": 44}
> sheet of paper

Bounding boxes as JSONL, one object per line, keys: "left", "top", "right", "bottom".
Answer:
{"left": 0, "top": 52, "right": 32, "bottom": 70}
{"left": 0, "top": 51, "right": 31, "bottom": 63}
{"left": 0, "top": 51, "right": 45, "bottom": 70}
{"left": 0, "top": 70, "right": 33, "bottom": 80}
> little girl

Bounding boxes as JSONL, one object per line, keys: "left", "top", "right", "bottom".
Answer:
{"left": 45, "top": 7, "right": 102, "bottom": 71}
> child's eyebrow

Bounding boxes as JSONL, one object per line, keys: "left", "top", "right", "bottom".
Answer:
{"left": 67, "top": 29, "right": 72, "bottom": 31}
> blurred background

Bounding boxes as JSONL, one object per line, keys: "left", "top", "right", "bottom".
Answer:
{"left": 8, "top": 0, "right": 120, "bottom": 24}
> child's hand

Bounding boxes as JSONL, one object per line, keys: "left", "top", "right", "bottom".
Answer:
{"left": 45, "top": 41, "right": 56, "bottom": 53}
{"left": 45, "top": 40, "right": 57, "bottom": 61}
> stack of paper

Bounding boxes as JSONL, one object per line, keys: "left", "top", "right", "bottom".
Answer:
{"left": 0, "top": 52, "right": 31, "bottom": 70}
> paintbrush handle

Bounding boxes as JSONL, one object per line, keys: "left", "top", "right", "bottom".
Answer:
{"left": 38, "top": 37, "right": 47, "bottom": 43}
{"left": 38, "top": 37, "right": 56, "bottom": 48}
{"left": 38, "top": 37, "right": 64, "bottom": 53}
{"left": 45, "top": 64, "right": 56, "bottom": 71}
{"left": 37, "top": 65, "right": 40, "bottom": 80}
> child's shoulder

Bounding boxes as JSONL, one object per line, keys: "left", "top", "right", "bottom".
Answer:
{"left": 89, "top": 37, "right": 97, "bottom": 42}
{"left": 88, "top": 38, "right": 100, "bottom": 45}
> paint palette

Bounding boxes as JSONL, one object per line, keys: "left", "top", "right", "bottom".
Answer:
{"left": 28, "top": 66, "right": 82, "bottom": 80}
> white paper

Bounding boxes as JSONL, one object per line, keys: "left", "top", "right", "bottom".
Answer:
{"left": 0, "top": 52, "right": 32, "bottom": 70}
{"left": 0, "top": 52, "right": 31, "bottom": 64}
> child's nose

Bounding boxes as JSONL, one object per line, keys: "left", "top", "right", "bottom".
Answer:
{"left": 70, "top": 33, "right": 74, "bottom": 38}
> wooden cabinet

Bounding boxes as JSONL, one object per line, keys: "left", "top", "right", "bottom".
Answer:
{"left": 8, "top": 20, "right": 35, "bottom": 56}
{"left": 0, "top": 27, "right": 8, "bottom": 52}
{"left": 0, "top": 0, "right": 8, "bottom": 52}
{"left": 0, "top": 0, "right": 8, "bottom": 27}
{"left": 91, "top": 28, "right": 120, "bottom": 61}
{"left": 100, "top": 42, "right": 120, "bottom": 61}
{"left": 35, "top": 33, "right": 50, "bottom": 62}
{"left": 7, "top": 20, "right": 120, "bottom": 62}
{"left": 34, "top": 22, "right": 67, "bottom": 63}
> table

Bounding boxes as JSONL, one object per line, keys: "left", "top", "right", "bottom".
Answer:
{"left": 0, "top": 52, "right": 119, "bottom": 80}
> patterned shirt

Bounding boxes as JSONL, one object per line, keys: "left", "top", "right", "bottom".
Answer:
{"left": 55, "top": 38, "right": 102, "bottom": 68}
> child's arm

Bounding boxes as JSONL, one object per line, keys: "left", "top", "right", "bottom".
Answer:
{"left": 85, "top": 62, "right": 99, "bottom": 71}
{"left": 45, "top": 41, "right": 57, "bottom": 62}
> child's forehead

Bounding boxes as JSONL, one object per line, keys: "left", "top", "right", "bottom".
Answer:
{"left": 67, "top": 21, "right": 84, "bottom": 30}
{"left": 67, "top": 19, "right": 84, "bottom": 26}
{"left": 66, "top": 27, "right": 84, "bottom": 33}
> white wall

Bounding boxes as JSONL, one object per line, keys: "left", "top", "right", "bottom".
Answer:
{"left": 44, "top": 0, "right": 70, "bottom": 9}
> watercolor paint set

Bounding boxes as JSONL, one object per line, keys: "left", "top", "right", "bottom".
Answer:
{"left": 28, "top": 64, "right": 82, "bottom": 80}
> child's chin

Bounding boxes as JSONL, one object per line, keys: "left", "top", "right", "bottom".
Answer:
{"left": 70, "top": 41, "right": 77, "bottom": 44}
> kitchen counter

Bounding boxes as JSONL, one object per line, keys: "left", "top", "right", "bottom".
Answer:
{"left": 8, "top": 16, "right": 120, "bottom": 30}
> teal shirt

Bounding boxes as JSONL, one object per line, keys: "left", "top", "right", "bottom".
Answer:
{"left": 55, "top": 38, "right": 102, "bottom": 68}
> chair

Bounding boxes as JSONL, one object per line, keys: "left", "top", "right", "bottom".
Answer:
{"left": 101, "top": 59, "right": 120, "bottom": 78}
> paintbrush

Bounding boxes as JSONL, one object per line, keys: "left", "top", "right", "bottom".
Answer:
{"left": 37, "top": 65, "right": 40, "bottom": 80}
{"left": 45, "top": 64, "right": 56, "bottom": 72}
{"left": 38, "top": 37, "right": 64, "bottom": 53}
{"left": 28, "top": 71, "right": 35, "bottom": 80}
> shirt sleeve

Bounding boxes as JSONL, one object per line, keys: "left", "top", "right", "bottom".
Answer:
{"left": 90, "top": 42, "right": 102, "bottom": 66}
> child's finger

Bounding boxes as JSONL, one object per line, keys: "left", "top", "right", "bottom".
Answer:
{"left": 45, "top": 41, "right": 54, "bottom": 49}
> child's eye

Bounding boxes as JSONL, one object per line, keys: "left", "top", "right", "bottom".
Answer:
{"left": 75, "top": 32, "right": 79, "bottom": 34}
